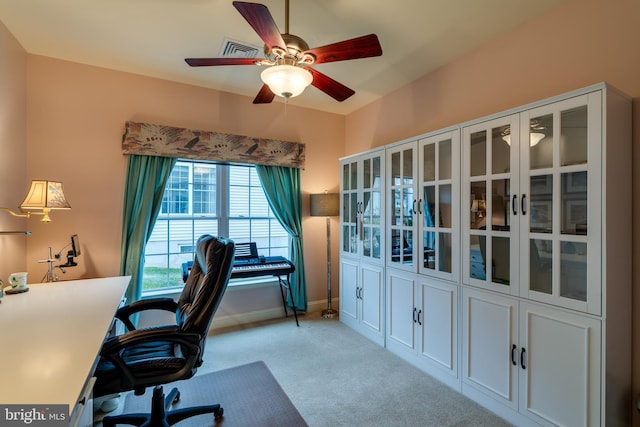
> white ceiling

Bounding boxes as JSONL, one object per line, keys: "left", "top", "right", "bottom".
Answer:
{"left": 0, "top": 0, "right": 567, "bottom": 115}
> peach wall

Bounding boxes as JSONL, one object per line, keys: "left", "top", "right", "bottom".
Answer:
{"left": 346, "top": 0, "right": 640, "bottom": 152}
{"left": 0, "top": 21, "right": 27, "bottom": 282}
{"left": 23, "top": 55, "right": 344, "bottom": 307}
{"left": 346, "top": 0, "right": 640, "bottom": 423}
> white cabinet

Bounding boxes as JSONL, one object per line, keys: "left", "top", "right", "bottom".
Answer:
{"left": 340, "top": 148, "right": 385, "bottom": 265}
{"left": 460, "top": 84, "right": 631, "bottom": 425}
{"left": 340, "top": 149, "right": 385, "bottom": 346}
{"left": 339, "top": 258, "right": 359, "bottom": 324}
{"left": 386, "top": 268, "right": 458, "bottom": 388}
{"left": 461, "top": 92, "right": 607, "bottom": 315}
{"left": 340, "top": 257, "right": 385, "bottom": 345}
{"left": 385, "top": 129, "right": 460, "bottom": 388}
{"left": 386, "top": 129, "right": 460, "bottom": 281}
{"left": 340, "top": 83, "right": 631, "bottom": 426}
{"left": 462, "top": 287, "right": 601, "bottom": 426}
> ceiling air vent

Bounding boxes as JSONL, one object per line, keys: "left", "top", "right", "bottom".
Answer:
{"left": 218, "top": 38, "right": 262, "bottom": 58}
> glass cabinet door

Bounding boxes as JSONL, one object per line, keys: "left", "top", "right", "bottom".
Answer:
{"left": 418, "top": 130, "right": 459, "bottom": 281}
{"left": 361, "top": 151, "right": 384, "bottom": 263}
{"left": 462, "top": 114, "right": 519, "bottom": 295}
{"left": 519, "top": 94, "right": 601, "bottom": 313}
{"left": 341, "top": 159, "right": 359, "bottom": 257}
{"left": 340, "top": 150, "right": 385, "bottom": 264}
{"left": 387, "top": 142, "right": 417, "bottom": 270}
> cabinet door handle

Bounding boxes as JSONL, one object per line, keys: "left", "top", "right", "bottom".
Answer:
{"left": 417, "top": 309, "right": 422, "bottom": 326}
{"left": 521, "top": 194, "right": 527, "bottom": 216}
{"left": 511, "top": 344, "right": 517, "bottom": 366}
{"left": 359, "top": 287, "right": 363, "bottom": 299}
{"left": 520, "top": 347, "right": 527, "bottom": 369}
{"left": 512, "top": 194, "right": 518, "bottom": 215}
{"left": 418, "top": 199, "right": 423, "bottom": 215}
{"left": 412, "top": 199, "right": 417, "bottom": 215}
{"left": 413, "top": 307, "right": 417, "bottom": 323}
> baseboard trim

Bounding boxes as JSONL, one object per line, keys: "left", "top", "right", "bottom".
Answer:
{"left": 210, "top": 297, "right": 339, "bottom": 331}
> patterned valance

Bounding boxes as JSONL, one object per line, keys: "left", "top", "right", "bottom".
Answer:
{"left": 122, "top": 121, "right": 305, "bottom": 169}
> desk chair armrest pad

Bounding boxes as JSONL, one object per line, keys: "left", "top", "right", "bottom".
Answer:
{"left": 116, "top": 298, "right": 179, "bottom": 331}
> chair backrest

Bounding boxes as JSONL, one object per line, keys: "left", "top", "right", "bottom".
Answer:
{"left": 176, "top": 235, "right": 235, "bottom": 348}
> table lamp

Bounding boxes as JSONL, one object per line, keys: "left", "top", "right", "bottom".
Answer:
{"left": 310, "top": 192, "right": 340, "bottom": 318}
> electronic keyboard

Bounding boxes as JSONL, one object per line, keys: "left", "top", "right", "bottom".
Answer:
{"left": 231, "top": 256, "right": 295, "bottom": 279}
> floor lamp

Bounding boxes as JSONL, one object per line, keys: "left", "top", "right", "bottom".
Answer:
{"left": 310, "top": 192, "right": 340, "bottom": 318}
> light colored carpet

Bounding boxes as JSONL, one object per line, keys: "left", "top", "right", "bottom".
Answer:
{"left": 199, "top": 315, "right": 513, "bottom": 427}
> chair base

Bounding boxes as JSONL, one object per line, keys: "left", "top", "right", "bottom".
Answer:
{"left": 102, "top": 385, "right": 223, "bottom": 427}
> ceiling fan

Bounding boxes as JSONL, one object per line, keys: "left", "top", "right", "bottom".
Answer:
{"left": 185, "top": 0, "right": 383, "bottom": 104}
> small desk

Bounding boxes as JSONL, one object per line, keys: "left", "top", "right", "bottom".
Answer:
{"left": 0, "top": 276, "right": 130, "bottom": 424}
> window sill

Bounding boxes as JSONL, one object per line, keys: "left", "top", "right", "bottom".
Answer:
{"left": 141, "top": 276, "right": 280, "bottom": 299}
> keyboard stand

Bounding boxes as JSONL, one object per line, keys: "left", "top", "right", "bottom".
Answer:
{"left": 228, "top": 254, "right": 298, "bottom": 326}
{"left": 276, "top": 273, "right": 299, "bottom": 326}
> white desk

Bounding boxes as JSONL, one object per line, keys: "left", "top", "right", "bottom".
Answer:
{"left": 0, "top": 276, "right": 129, "bottom": 422}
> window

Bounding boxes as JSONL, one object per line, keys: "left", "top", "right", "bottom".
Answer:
{"left": 143, "top": 160, "right": 289, "bottom": 293}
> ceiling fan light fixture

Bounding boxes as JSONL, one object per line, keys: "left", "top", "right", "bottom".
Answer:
{"left": 261, "top": 65, "right": 312, "bottom": 98}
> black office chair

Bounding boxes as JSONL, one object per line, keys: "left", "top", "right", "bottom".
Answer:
{"left": 94, "top": 235, "right": 235, "bottom": 426}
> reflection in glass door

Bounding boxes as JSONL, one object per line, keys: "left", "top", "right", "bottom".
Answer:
{"left": 361, "top": 154, "right": 383, "bottom": 262}
{"left": 387, "top": 143, "right": 416, "bottom": 269}
{"left": 341, "top": 160, "right": 358, "bottom": 256}
{"left": 418, "top": 130, "right": 459, "bottom": 281}
{"left": 521, "top": 97, "right": 598, "bottom": 312}
{"left": 463, "top": 114, "right": 518, "bottom": 294}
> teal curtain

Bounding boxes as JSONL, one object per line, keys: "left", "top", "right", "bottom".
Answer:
{"left": 255, "top": 165, "right": 307, "bottom": 311}
{"left": 120, "top": 155, "right": 177, "bottom": 303}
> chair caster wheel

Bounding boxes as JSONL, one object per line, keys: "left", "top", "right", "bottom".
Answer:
{"left": 214, "top": 407, "right": 224, "bottom": 420}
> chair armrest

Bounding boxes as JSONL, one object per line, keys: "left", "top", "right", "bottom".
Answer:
{"left": 101, "top": 325, "right": 200, "bottom": 354}
{"left": 115, "top": 298, "right": 178, "bottom": 331}
{"left": 99, "top": 326, "right": 202, "bottom": 390}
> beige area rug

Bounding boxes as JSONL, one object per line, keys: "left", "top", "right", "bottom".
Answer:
{"left": 120, "top": 361, "right": 308, "bottom": 427}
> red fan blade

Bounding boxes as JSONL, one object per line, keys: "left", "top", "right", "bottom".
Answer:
{"left": 253, "top": 84, "right": 276, "bottom": 104}
{"left": 185, "top": 58, "right": 258, "bottom": 67}
{"left": 233, "top": 2, "right": 287, "bottom": 52}
{"left": 304, "top": 34, "right": 382, "bottom": 64}
{"left": 306, "top": 67, "right": 355, "bottom": 102}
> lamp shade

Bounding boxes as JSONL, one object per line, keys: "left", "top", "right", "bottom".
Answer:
{"left": 20, "top": 180, "right": 71, "bottom": 222}
{"left": 310, "top": 193, "right": 339, "bottom": 217}
{"left": 261, "top": 65, "right": 313, "bottom": 99}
